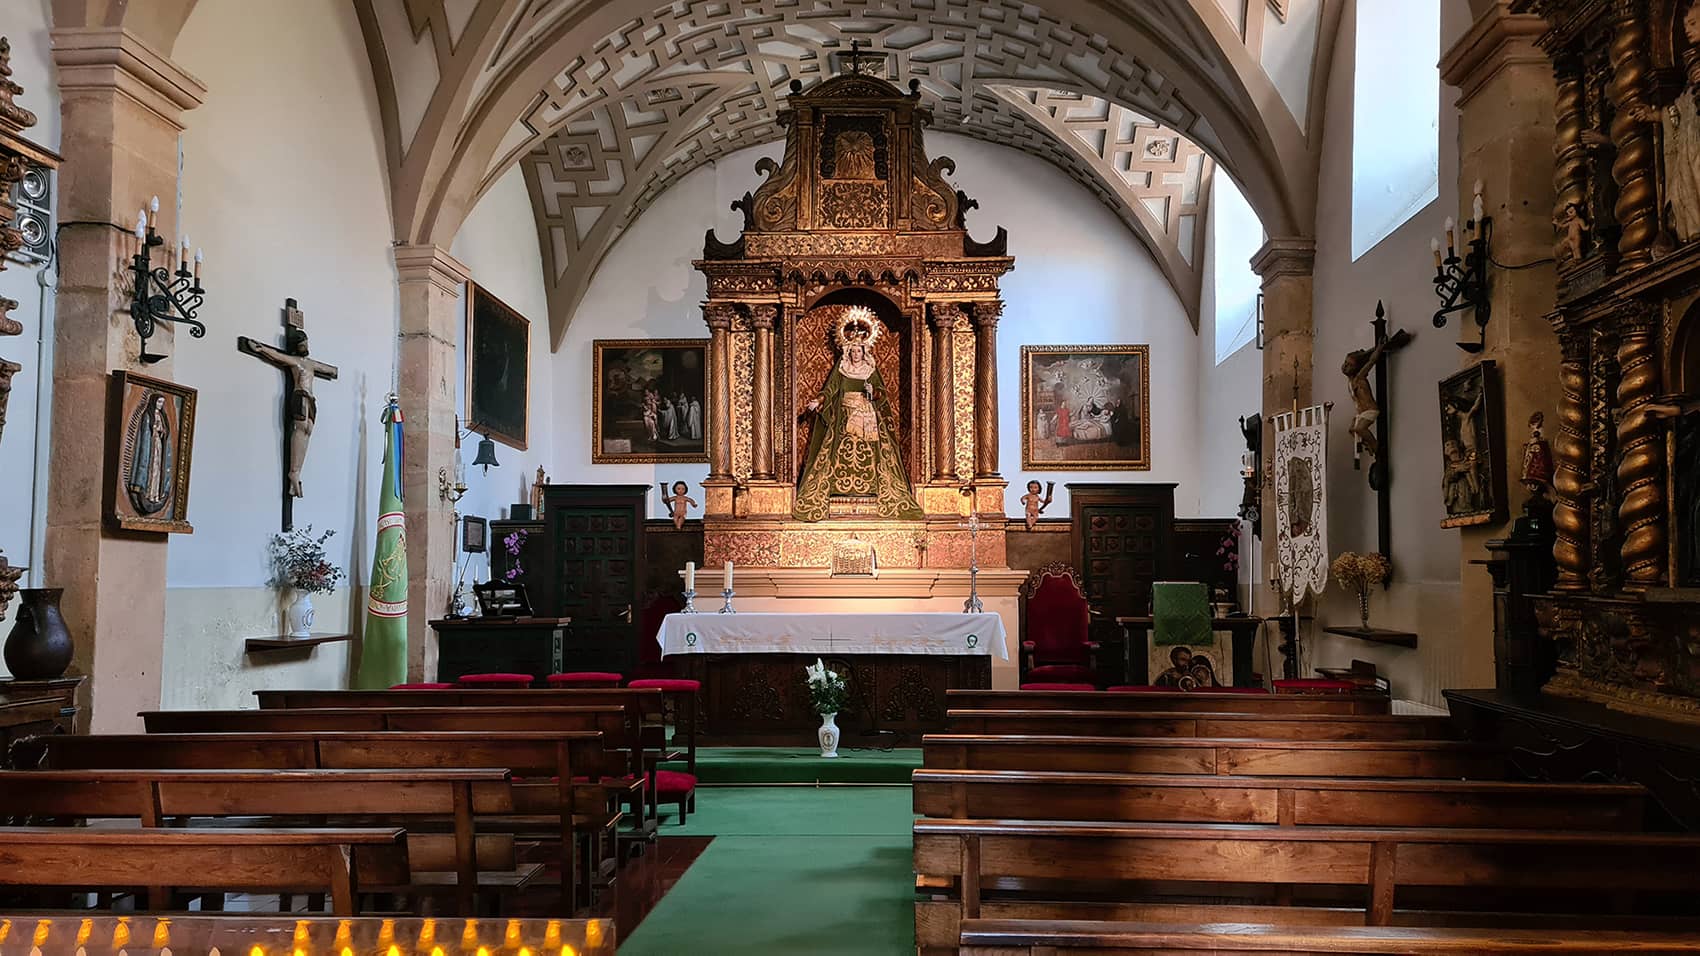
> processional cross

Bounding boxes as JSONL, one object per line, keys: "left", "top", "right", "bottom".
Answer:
{"left": 959, "top": 510, "right": 984, "bottom": 613}
{"left": 238, "top": 297, "right": 339, "bottom": 530}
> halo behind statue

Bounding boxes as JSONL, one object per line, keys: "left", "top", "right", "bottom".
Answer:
{"left": 833, "top": 305, "right": 883, "bottom": 350}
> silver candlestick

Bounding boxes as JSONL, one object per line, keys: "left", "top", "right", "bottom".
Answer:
{"left": 681, "top": 588, "right": 697, "bottom": 613}
{"left": 719, "top": 587, "right": 736, "bottom": 614}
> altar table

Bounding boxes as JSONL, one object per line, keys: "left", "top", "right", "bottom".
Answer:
{"left": 658, "top": 612, "right": 1006, "bottom": 744}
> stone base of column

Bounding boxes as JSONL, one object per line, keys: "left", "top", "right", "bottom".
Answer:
{"left": 920, "top": 484, "right": 971, "bottom": 514}
{"left": 736, "top": 480, "right": 794, "bottom": 516}
{"left": 702, "top": 478, "right": 738, "bottom": 517}
{"left": 969, "top": 479, "right": 1008, "bottom": 517}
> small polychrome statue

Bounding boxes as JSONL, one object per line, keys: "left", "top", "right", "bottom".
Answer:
{"left": 1020, "top": 479, "right": 1054, "bottom": 531}
{"left": 660, "top": 480, "right": 697, "bottom": 530}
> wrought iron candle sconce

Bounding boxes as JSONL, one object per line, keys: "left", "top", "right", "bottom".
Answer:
{"left": 1430, "top": 182, "right": 1491, "bottom": 354}
{"left": 128, "top": 196, "right": 206, "bottom": 363}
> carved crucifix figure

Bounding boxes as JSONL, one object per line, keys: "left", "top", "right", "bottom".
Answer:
{"left": 1341, "top": 301, "right": 1412, "bottom": 478}
{"left": 239, "top": 298, "right": 338, "bottom": 529}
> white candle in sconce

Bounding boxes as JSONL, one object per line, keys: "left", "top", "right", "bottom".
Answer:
{"left": 180, "top": 235, "right": 190, "bottom": 270}
{"left": 1444, "top": 216, "right": 1455, "bottom": 252}
{"left": 194, "top": 248, "right": 203, "bottom": 280}
{"left": 148, "top": 195, "right": 159, "bottom": 230}
{"left": 1472, "top": 180, "right": 1486, "bottom": 238}
{"left": 684, "top": 561, "right": 696, "bottom": 592}
{"left": 724, "top": 561, "right": 733, "bottom": 590}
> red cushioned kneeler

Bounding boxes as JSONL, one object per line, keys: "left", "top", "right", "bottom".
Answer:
{"left": 390, "top": 682, "right": 453, "bottom": 690}
{"left": 457, "top": 672, "right": 534, "bottom": 688}
{"left": 546, "top": 672, "right": 624, "bottom": 687}
{"left": 650, "top": 769, "right": 698, "bottom": 823}
{"left": 1109, "top": 684, "right": 1270, "bottom": 694}
{"left": 1273, "top": 678, "right": 1356, "bottom": 695}
{"left": 628, "top": 678, "right": 700, "bottom": 693}
{"left": 1019, "top": 682, "right": 1097, "bottom": 691}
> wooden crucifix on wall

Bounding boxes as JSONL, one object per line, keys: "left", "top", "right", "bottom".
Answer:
{"left": 1341, "top": 300, "right": 1412, "bottom": 566}
{"left": 238, "top": 298, "right": 339, "bottom": 530}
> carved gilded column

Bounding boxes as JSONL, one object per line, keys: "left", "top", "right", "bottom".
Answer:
{"left": 971, "top": 301, "right": 1003, "bottom": 478}
{"left": 1552, "top": 57, "right": 1587, "bottom": 262}
{"left": 931, "top": 304, "right": 963, "bottom": 482}
{"left": 1615, "top": 311, "right": 1666, "bottom": 587}
{"left": 1607, "top": 0, "right": 1660, "bottom": 263}
{"left": 1551, "top": 326, "right": 1590, "bottom": 589}
{"left": 749, "top": 304, "right": 777, "bottom": 480}
{"left": 704, "top": 303, "right": 737, "bottom": 482}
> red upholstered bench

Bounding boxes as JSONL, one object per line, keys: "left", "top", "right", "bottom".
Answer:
{"left": 1019, "top": 682, "right": 1097, "bottom": 691}
{"left": 545, "top": 672, "right": 624, "bottom": 688}
{"left": 1108, "top": 685, "right": 1271, "bottom": 694}
{"left": 390, "top": 682, "right": 454, "bottom": 690}
{"left": 629, "top": 678, "right": 700, "bottom": 775}
{"left": 457, "top": 672, "right": 535, "bottom": 688}
{"left": 1273, "top": 678, "right": 1356, "bottom": 694}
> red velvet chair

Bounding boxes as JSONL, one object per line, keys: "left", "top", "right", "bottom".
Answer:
{"left": 456, "top": 672, "right": 534, "bottom": 688}
{"left": 1019, "top": 563, "right": 1101, "bottom": 687}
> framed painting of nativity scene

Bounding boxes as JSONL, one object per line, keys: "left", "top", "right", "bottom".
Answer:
{"left": 106, "top": 370, "right": 197, "bottom": 534}
{"left": 466, "top": 281, "right": 530, "bottom": 451}
{"left": 592, "top": 339, "right": 709, "bottom": 463}
{"left": 1021, "top": 344, "right": 1151, "bottom": 470}
{"left": 1438, "top": 360, "right": 1504, "bottom": 529}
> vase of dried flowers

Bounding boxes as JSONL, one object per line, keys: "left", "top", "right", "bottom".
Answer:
{"left": 1330, "top": 551, "right": 1391, "bottom": 629}
{"left": 270, "top": 527, "right": 345, "bottom": 638}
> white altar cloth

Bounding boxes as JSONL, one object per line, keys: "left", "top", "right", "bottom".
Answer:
{"left": 658, "top": 611, "right": 1008, "bottom": 659}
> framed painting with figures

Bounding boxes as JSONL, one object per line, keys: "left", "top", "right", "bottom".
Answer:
{"left": 1438, "top": 360, "right": 1504, "bottom": 528}
{"left": 107, "top": 370, "right": 196, "bottom": 534}
{"left": 592, "top": 339, "right": 709, "bottom": 463}
{"left": 1020, "top": 345, "right": 1150, "bottom": 470}
{"left": 466, "top": 281, "right": 529, "bottom": 451}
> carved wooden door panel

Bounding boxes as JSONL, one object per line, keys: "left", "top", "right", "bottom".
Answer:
{"left": 543, "top": 485, "right": 648, "bottom": 676}
{"left": 1069, "top": 483, "right": 1176, "bottom": 619}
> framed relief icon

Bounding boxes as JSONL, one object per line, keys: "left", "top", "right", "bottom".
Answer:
{"left": 466, "top": 281, "right": 530, "bottom": 451}
{"left": 107, "top": 370, "right": 197, "bottom": 534}
{"left": 1020, "top": 345, "right": 1151, "bottom": 470}
{"left": 592, "top": 339, "right": 709, "bottom": 463}
{"left": 1438, "top": 360, "right": 1505, "bottom": 528}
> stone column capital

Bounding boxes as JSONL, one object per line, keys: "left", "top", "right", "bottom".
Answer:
{"left": 1249, "top": 237, "right": 1316, "bottom": 284}
{"left": 703, "top": 302, "right": 739, "bottom": 330}
{"left": 51, "top": 27, "right": 206, "bottom": 128}
{"left": 970, "top": 300, "right": 1004, "bottom": 327}
{"left": 748, "top": 304, "right": 778, "bottom": 329}
{"left": 1438, "top": 3, "right": 1549, "bottom": 105}
{"left": 392, "top": 244, "right": 470, "bottom": 296}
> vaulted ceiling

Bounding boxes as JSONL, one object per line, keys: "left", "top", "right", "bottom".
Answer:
{"left": 353, "top": 0, "right": 1340, "bottom": 345}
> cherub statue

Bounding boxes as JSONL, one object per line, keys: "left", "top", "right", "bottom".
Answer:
{"left": 660, "top": 480, "right": 697, "bottom": 530}
{"left": 1555, "top": 202, "right": 1589, "bottom": 263}
{"left": 1020, "top": 479, "right": 1054, "bottom": 531}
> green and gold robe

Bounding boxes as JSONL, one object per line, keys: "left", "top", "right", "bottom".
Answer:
{"left": 793, "top": 364, "right": 924, "bottom": 521}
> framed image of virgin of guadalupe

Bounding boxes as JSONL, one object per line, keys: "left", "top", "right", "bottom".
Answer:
{"left": 466, "top": 282, "right": 530, "bottom": 451}
{"left": 107, "top": 370, "right": 197, "bottom": 533}
{"left": 592, "top": 339, "right": 709, "bottom": 463}
{"left": 1021, "top": 345, "right": 1151, "bottom": 470}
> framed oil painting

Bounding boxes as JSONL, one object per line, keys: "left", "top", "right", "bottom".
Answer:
{"left": 592, "top": 339, "right": 709, "bottom": 463}
{"left": 466, "top": 281, "right": 529, "bottom": 451}
{"left": 107, "top": 370, "right": 196, "bottom": 534}
{"left": 1438, "top": 360, "right": 1504, "bottom": 528}
{"left": 1021, "top": 345, "right": 1151, "bottom": 470}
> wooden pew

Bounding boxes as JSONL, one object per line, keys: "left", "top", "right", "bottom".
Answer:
{"left": 946, "top": 688, "right": 1392, "bottom": 715}
{"left": 0, "top": 768, "right": 524, "bottom": 915}
{"left": 22, "top": 730, "right": 611, "bottom": 910}
{"left": 922, "top": 735, "right": 1505, "bottom": 778}
{"left": 913, "top": 819, "right": 1700, "bottom": 953}
{"left": 912, "top": 770, "right": 1651, "bottom": 830}
{"left": 945, "top": 709, "right": 1455, "bottom": 741}
{"left": 0, "top": 826, "right": 406, "bottom": 915}
{"left": 957, "top": 919, "right": 1700, "bottom": 954}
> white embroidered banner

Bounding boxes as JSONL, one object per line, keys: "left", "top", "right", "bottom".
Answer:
{"left": 1272, "top": 404, "right": 1330, "bottom": 606}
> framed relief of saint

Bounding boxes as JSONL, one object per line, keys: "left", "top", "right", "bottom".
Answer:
{"left": 107, "top": 370, "right": 197, "bottom": 534}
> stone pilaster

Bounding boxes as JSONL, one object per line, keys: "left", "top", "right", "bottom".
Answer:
{"left": 1251, "top": 236, "right": 1315, "bottom": 596}
{"left": 971, "top": 300, "right": 1002, "bottom": 480}
{"left": 393, "top": 244, "right": 469, "bottom": 682}
{"left": 749, "top": 304, "right": 776, "bottom": 481}
{"left": 702, "top": 303, "right": 737, "bottom": 516}
{"left": 1440, "top": 2, "right": 1559, "bottom": 677}
{"left": 44, "top": 28, "right": 204, "bottom": 731}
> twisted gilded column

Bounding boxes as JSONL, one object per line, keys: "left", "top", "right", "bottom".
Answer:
{"left": 971, "top": 301, "right": 1003, "bottom": 478}
{"left": 1607, "top": 0, "right": 1660, "bottom": 263}
{"left": 931, "top": 304, "right": 963, "bottom": 482}
{"left": 1552, "top": 327, "right": 1590, "bottom": 589}
{"left": 1552, "top": 58, "right": 1587, "bottom": 261}
{"left": 1615, "top": 312, "right": 1666, "bottom": 587}
{"left": 749, "top": 304, "right": 777, "bottom": 480}
{"left": 704, "top": 303, "right": 737, "bottom": 482}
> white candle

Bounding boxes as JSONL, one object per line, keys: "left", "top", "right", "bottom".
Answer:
{"left": 134, "top": 212, "right": 146, "bottom": 241}
{"left": 1430, "top": 237, "right": 1442, "bottom": 268}
{"left": 1444, "top": 216, "right": 1455, "bottom": 250}
{"left": 194, "top": 248, "right": 203, "bottom": 279}
{"left": 180, "top": 235, "right": 190, "bottom": 268}
{"left": 685, "top": 561, "right": 696, "bottom": 592}
{"left": 148, "top": 195, "right": 159, "bottom": 230}
{"left": 1471, "top": 191, "right": 1484, "bottom": 224}
{"left": 724, "top": 560, "right": 733, "bottom": 589}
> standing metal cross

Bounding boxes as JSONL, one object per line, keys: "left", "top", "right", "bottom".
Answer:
{"left": 847, "top": 39, "right": 869, "bottom": 75}
{"left": 958, "top": 511, "right": 983, "bottom": 613}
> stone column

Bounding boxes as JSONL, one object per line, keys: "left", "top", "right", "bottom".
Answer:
{"left": 930, "top": 304, "right": 962, "bottom": 483}
{"left": 1251, "top": 236, "right": 1315, "bottom": 594}
{"left": 701, "top": 303, "right": 737, "bottom": 516}
{"left": 971, "top": 300, "right": 1003, "bottom": 479}
{"left": 44, "top": 28, "right": 204, "bottom": 732}
{"left": 393, "top": 245, "right": 469, "bottom": 682}
{"left": 749, "top": 304, "right": 777, "bottom": 481}
{"left": 1441, "top": 3, "right": 1559, "bottom": 678}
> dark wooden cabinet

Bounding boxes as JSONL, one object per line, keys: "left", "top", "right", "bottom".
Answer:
{"left": 430, "top": 617, "right": 572, "bottom": 684}
{"left": 1, "top": 678, "right": 83, "bottom": 765}
{"left": 1068, "top": 483, "right": 1175, "bottom": 619}
{"left": 542, "top": 484, "right": 648, "bottom": 676}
